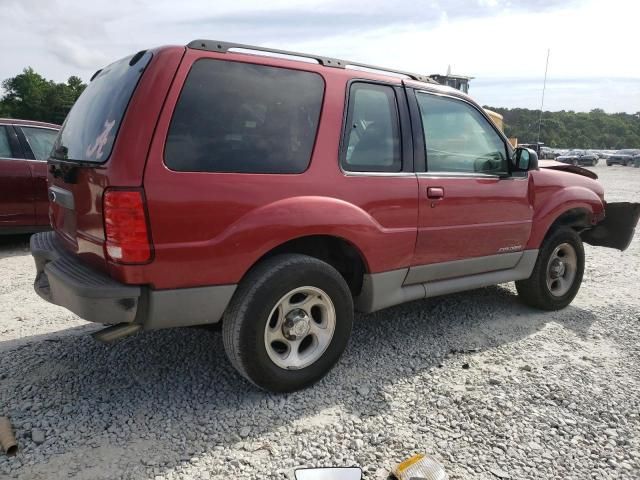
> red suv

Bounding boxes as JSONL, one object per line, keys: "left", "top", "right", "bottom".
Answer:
{"left": 30, "top": 40, "right": 640, "bottom": 392}
{"left": 0, "top": 119, "right": 59, "bottom": 234}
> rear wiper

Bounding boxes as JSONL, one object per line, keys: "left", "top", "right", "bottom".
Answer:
{"left": 48, "top": 159, "right": 99, "bottom": 184}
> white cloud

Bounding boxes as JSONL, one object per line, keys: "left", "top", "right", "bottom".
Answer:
{"left": 1, "top": 0, "right": 638, "bottom": 111}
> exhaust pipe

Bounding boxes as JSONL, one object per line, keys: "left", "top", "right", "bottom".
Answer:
{"left": 92, "top": 323, "right": 142, "bottom": 343}
{"left": 0, "top": 417, "right": 17, "bottom": 457}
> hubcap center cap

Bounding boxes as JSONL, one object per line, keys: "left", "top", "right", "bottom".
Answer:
{"left": 550, "top": 259, "right": 565, "bottom": 279}
{"left": 282, "top": 309, "right": 310, "bottom": 340}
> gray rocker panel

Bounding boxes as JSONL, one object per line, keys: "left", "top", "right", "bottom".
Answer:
{"left": 355, "top": 250, "right": 539, "bottom": 313}
{"left": 404, "top": 251, "right": 524, "bottom": 285}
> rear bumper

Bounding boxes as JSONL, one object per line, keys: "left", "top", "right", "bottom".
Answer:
{"left": 31, "top": 232, "right": 236, "bottom": 329}
{"left": 581, "top": 202, "right": 640, "bottom": 251}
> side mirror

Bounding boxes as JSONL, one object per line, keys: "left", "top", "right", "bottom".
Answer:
{"left": 295, "top": 467, "right": 362, "bottom": 480}
{"left": 514, "top": 147, "right": 538, "bottom": 171}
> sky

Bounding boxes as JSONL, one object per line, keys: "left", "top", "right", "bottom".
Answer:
{"left": 2, "top": 0, "right": 639, "bottom": 113}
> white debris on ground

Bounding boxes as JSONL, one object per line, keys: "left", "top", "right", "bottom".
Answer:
{"left": 1, "top": 164, "right": 639, "bottom": 479}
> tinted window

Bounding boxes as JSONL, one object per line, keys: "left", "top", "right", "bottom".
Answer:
{"left": 0, "top": 127, "right": 12, "bottom": 158}
{"left": 21, "top": 127, "right": 58, "bottom": 160}
{"left": 165, "top": 59, "right": 324, "bottom": 174}
{"left": 52, "top": 51, "right": 152, "bottom": 163}
{"left": 342, "top": 83, "right": 401, "bottom": 172}
{"left": 416, "top": 93, "right": 507, "bottom": 174}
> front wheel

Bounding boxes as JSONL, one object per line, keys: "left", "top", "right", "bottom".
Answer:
{"left": 222, "top": 254, "right": 354, "bottom": 392}
{"left": 516, "top": 227, "right": 584, "bottom": 310}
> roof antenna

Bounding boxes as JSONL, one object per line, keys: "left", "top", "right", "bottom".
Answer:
{"left": 536, "top": 48, "right": 550, "bottom": 146}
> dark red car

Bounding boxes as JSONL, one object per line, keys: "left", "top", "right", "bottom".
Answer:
{"left": 0, "top": 118, "right": 59, "bottom": 234}
{"left": 30, "top": 40, "right": 640, "bottom": 392}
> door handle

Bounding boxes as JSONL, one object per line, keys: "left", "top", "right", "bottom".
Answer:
{"left": 427, "top": 187, "right": 444, "bottom": 199}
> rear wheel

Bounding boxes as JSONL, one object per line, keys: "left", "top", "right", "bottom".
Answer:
{"left": 222, "top": 254, "right": 354, "bottom": 392}
{"left": 516, "top": 227, "right": 584, "bottom": 310}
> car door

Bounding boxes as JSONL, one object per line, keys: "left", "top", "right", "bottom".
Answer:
{"left": 15, "top": 125, "right": 59, "bottom": 225}
{"left": 0, "top": 125, "right": 35, "bottom": 227}
{"left": 337, "top": 81, "right": 419, "bottom": 273}
{"left": 406, "top": 89, "right": 533, "bottom": 284}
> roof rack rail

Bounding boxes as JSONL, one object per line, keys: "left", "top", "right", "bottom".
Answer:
{"left": 187, "top": 39, "right": 438, "bottom": 84}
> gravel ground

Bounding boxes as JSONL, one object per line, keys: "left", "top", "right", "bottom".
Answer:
{"left": 1, "top": 163, "right": 639, "bottom": 480}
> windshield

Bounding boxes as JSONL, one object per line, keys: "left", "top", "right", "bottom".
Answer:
{"left": 568, "top": 149, "right": 584, "bottom": 155}
{"left": 51, "top": 51, "right": 152, "bottom": 163}
{"left": 616, "top": 149, "right": 636, "bottom": 154}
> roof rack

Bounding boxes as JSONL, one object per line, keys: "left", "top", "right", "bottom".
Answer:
{"left": 187, "top": 39, "right": 438, "bottom": 84}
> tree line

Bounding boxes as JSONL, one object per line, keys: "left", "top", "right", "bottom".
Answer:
{"left": 1, "top": 67, "right": 639, "bottom": 149}
{"left": 0, "top": 68, "right": 86, "bottom": 125}
{"left": 486, "top": 106, "right": 640, "bottom": 149}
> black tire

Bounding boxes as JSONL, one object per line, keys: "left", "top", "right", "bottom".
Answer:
{"left": 222, "top": 254, "right": 354, "bottom": 392}
{"left": 606, "top": 162, "right": 611, "bottom": 166}
{"left": 516, "top": 227, "right": 584, "bottom": 310}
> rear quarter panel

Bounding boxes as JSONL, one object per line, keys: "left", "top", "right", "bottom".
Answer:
{"left": 140, "top": 49, "right": 418, "bottom": 289}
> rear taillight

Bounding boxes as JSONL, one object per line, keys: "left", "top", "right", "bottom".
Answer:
{"left": 103, "top": 189, "right": 152, "bottom": 264}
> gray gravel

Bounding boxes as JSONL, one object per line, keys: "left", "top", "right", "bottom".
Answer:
{"left": 1, "top": 164, "right": 639, "bottom": 479}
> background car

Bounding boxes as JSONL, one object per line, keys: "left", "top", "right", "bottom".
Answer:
{"left": 518, "top": 143, "right": 557, "bottom": 159}
{"left": 556, "top": 149, "right": 599, "bottom": 166}
{"left": 607, "top": 149, "right": 640, "bottom": 166}
{"left": 0, "top": 118, "right": 60, "bottom": 234}
{"left": 539, "top": 146, "right": 558, "bottom": 159}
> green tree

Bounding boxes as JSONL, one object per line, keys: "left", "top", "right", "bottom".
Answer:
{"left": 485, "top": 106, "right": 640, "bottom": 149}
{"left": 0, "top": 68, "right": 86, "bottom": 124}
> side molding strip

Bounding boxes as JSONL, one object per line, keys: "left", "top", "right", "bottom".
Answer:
{"left": 405, "top": 251, "right": 524, "bottom": 285}
{"left": 355, "top": 250, "right": 538, "bottom": 313}
{"left": 355, "top": 268, "right": 425, "bottom": 313}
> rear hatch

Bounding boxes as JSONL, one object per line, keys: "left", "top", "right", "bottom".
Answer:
{"left": 47, "top": 47, "right": 183, "bottom": 273}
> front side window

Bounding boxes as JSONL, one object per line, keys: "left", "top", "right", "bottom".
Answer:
{"left": 0, "top": 127, "right": 12, "bottom": 158}
{"left": 165, "top": 59, "right": 324, "bottom": 174}
{"left": 416, "top": 92, "right": 508, "bottom": 174}
{"left": 342, "top": 83, "right": 401, "bottom": 172}
{"left": 21, "top": 127, "right": 58, "bottom": 160}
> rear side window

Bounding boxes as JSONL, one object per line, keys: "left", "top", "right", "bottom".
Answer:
{"left": 51, "top": 51, "right": 153, "bottom": 163}
{"left": 0, "top": 127, "right": 12, "bottom": 158}
{"left": 341, "top": 83, "right": 401, "bottom": 172}
{"left": 165, "top": 59, "right": 324, "bottom": 174}
{"left": 21, "top": 127, "right": 58, "bottom": 160}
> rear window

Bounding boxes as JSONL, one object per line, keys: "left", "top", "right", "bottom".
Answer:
{"left": 165, "top": 59, "right": 324, "bottom": 174}
{"left": 51, "top": 51, "right": 152, "bottom": 163}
